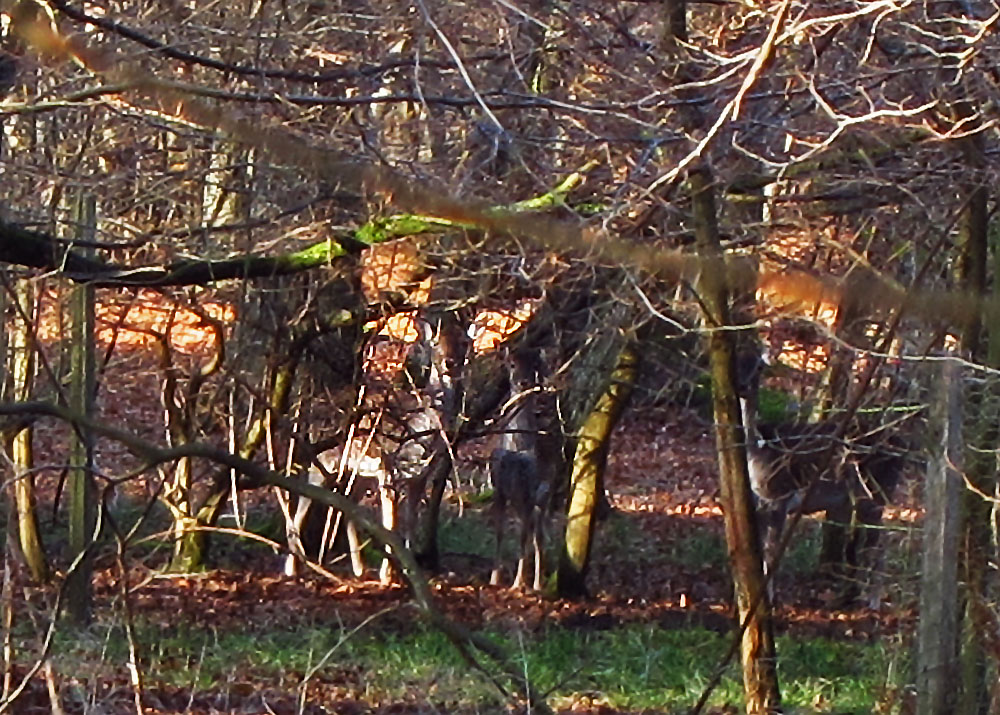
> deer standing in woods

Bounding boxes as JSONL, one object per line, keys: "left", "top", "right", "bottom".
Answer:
{"left": 490, "top": 350, "right": 549, "bottom": 591}
{"left": 283, "top": 313, "right": 456, "bottom": 584}
{"left": 736, "top": 352, "right": 905, "bottom": 596}
{"left": 282, "top": 437, "right": 381, "bottom": 579}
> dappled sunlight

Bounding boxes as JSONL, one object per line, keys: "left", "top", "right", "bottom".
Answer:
{"left": 34, "top": 288, "right": 233, "bottom": 354}
{"left": 468, "top": 299, "right": 537, "bottom": 353}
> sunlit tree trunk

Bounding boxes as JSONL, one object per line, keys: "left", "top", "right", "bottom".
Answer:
{"left": 162, "top": 140, "right": 260, "bottom": 572}
{"left": 167, "top": 350, "right": 299, "bottom": 572}
{"left": 556, "top": 343, "right": 636, "bottom": 598}
{"left": 6, "top": 278, "right": 48, "bottom": 584}
{"left": 165, "top": 456, "right": 203, "bottom": 573}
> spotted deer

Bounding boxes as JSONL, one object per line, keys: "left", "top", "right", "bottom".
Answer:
{"left": 284, "top": 312, "right": 455, "bottom": 584}
{"left": 283, "top": 437, "right": 382, "bottom": 578}
{"left": 736, "top": 352, "right": 905, "bottom": 595}
{"left": 489, "top": 350, "right": 549, "bottom": 591}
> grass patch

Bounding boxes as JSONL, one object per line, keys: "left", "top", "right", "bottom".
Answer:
{"left": 438, "top": 505, "right": 497, "bottom": 558}
{"left": 778, "top": 519, "right": 824, "bottom": 575}
{"left": 757, "top": 387, "right": 796, "bottom": 423}
{"left": 670, "top": 529, "right": 729, "bottom": 571}
{"left": 33, "top": 618, "right": 899, "bottom": 713}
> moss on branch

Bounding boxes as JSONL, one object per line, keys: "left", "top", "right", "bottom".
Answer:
{"left": 0, "top": 161, "right": 598, "bottom": 287}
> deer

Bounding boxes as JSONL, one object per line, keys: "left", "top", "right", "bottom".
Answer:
{"left": 283, "top": 436, "right": 383, "bottom": 579}
{"left": 735, "top": 351, "right": 906, "bottom": 598}
{"left": 489, "top": 350, "right": 549, "bottom": 591}
{"left": 284, "top": 314, "right": 457, "bottom": 584}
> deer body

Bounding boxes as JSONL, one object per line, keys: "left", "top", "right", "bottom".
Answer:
{"left": 737, "top": 359, "right": 904, "bottom": 591}
{"left": 489, "top": 354, "right": 547, "bottom": 590}
{"left": 283, "top": 444, "right": 381, "bottom": 578}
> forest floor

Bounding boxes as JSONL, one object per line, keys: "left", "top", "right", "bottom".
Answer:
{"left": 9, "top": 291, "right": 921, "bottom": 714}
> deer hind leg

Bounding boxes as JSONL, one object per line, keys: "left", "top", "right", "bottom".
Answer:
{"left": 531, "top": 511, "right": 544, "bottom": 592}
{"left": 512, "top": 510, "right": 530, "bottom": 590}
{"left": 755, "top": 499, "right": 785, "bottom": 577}
{"left": 378, "top": 476, "right": 397, "bottom": 586}
{"left": 820, "top": 499, "right": 855, "bottom": 587}
{"left": 490, "top": 496, "right": 505, "bottom": 586}
{"left": 346, "top": 520, "right": 365, "bottom": 578}
{"left": 283, "top": 468, "right": 324, "bottom": 577}
{"left": 841, "top": 501, "right": 885, "bottom": 601}
{"left": 818, "top": 510, "right": 851, "bottom": 579}
{"left": 283, "top": 494, "right": 310, "bottom": 577}
{"left": 819, "top": 498, "right": 874, "bottom": 607}
{"left": 855, "top": 503, "right": 889, "bottom": 609}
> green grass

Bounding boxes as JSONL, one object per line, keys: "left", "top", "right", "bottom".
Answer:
{"left": 438, "top": 505, "right": 498, "bottom": 557}
{"left": 670, "top": 529, "right": 729, "bottom": 571}
{"left": 758, "top": 387, "right": 796, "bottom": 423}
{"left": 779, "top": 520, "right": 824, "bottom": 575}
{"left": 692, "top": 375, "right": 796, "bottom": 424}
{"left": 36, "top": 619, "right": 900, "bottom": 713}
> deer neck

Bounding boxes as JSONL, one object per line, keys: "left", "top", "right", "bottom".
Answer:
{"left": 499, "top": 351, "right": 538, "bottom": 455}
{"left": 740, "top": 394, "right": 779, "bottom": 497}
{"left": 501, "top": 394, "right": 536, "bottom": 454}
{"left": 740, "top": 396, "right": 763, "bottom": 449}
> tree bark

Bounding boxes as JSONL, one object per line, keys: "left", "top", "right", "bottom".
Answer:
{"left": 6, "top": 279, "right": 48, "bottom": 584}
{"left": 173, "top": 346, "right": 301, "bottom": 571}
{"left": 956, "top": 173, "right": 992, "bottom": 715}
{"left": 557, "top": 343, "right": 636, "bottom": 599}
{"left": 917, "top": 358, "right": 962, "bottom": 715}
{"left": 660, "top": 0, "right": 687, "bottom": 53}
{"left": 411, "top": 452, "right": 453, "bottom": 570}
{"left": 66, "top": 193, "right": 97, "bottom": 624}
{"left": 691, "top": 165, "right": 780, "bottom": 714}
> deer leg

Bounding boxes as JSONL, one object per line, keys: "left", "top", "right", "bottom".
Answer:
{"left": 531, "top": 511, "right": 544, "bottom": 592}
{"left": 346, "top": 520, "right": 365, "bottom": 578}
{"left": 283, "top": 494, "right": 309, "bottom": 577}
{"left": 512, "top": 511, "right": 530, "bottom": 590}
{"left": 855, "top": 503, "right": 887, "bottom": 609}
{"left": 756, "top": 500, "right": 784, "bottom": 576}
{"left": 402, "top": 476, "right": 422, "bottom": 549}
{"left": 819, "top": 516, "right": 849, "bottom": 578}
{"left": 378, "top": 477, "right": 397, "bottom": 586}
{"left": 822, "top": 500, "right": 866, "bottom": 606}
{"left": 821, "top": 501, "right": 853, "bottom": 581}
{"left": 284, "top": 470, "right": 323, "bottom": 577}
{"left": 490, "top": 497, "right": 504, "bottom": 586}
{"left": 848, "top": 502, "right": 883, "bottom": 587}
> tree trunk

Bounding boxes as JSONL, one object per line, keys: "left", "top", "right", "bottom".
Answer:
{"left": 556, "top": 344, "right": 636, "bottom": 599}
{"left": 412, "top": 452, "right": 453, "bottom": 570}
{"left": 660, "top": 0, "right": 687, "bottom": 53}
{"left": 691, "top": 165, "right": 780, "bottom": 714}
{"left": 408, "top": 312, "right": 460, "bottom": 571}
{"left": 816, "top": 273, "right": 872, "bottom": 575}
{"left": 956, "top": 172, "right": 992, "bottom": 715}
{"left": 169, "top": 345, "right": 301, "bottom": 571}
{"left": 66, "top": 193, "right": 97, "bottom": 623}
{"left": 166, "top": 457, "right": 203, "bottom": 573}
{"left": 917, "top": 358, "right": 962, "bottom": 715}
{"left": 6, "top": 278, "right": 48, "bottom": 584}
